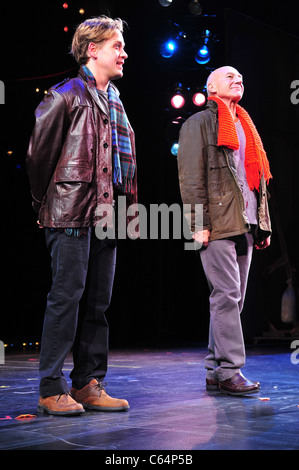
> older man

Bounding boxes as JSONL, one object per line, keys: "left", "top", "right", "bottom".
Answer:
{"left": 177, "top": 66, "right": 272, "bottom": 395}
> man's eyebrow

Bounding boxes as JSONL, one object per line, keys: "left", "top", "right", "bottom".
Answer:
{"left": 113, "top": 40, "right": 125, "bottom": 46}
{"left": 226, "top": 72, "right": 243, "bottom": 80}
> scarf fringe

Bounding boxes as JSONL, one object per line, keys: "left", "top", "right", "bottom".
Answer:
{"left": 49, "top": 228, "right": 87, "bottom": 237}
{"left": 113, "top": 168, "right": 134, "bottom": 194}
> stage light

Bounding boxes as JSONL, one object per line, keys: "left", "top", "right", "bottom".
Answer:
{"left": 159, "top": 0, "right": 173, "bottom": 6}
{"left": 195, "top": 30, "right": 211, "bottom": 65}
{"left": 188, "top": 0, "right": 202, "bottom": 15}
{"left": 170, "top": 94, "right": 185, "bottom": 109}
{"left": 195, "top": 44, "right": 210, "bottom": 64}
{"left": 192, "top": 91, "right": 206, "bottom": 106}
{"left": 160, "top": 39, "right": 177, "bottom": 58}
{"left": 170, "top": 82, "right": 186, "bottom": 108}
{"left": 170, "top": 142, "right": 179, "bottom": 156}
{"left": 160, "top": 22, "right": 188, "bottom": 59}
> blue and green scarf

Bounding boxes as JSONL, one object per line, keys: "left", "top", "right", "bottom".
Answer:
{"left": 82, "top": 66, "right": 135, "bottom": 195}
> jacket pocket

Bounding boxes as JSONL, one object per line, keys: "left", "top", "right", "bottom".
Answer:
{"left": 209, "top": 192, "right": 237, "bottom": 234}
{"left": 54, "top": 165, "right": 92, "bottom": 183}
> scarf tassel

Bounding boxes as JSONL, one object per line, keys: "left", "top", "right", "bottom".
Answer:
{"left": 245, "top": 161, "right": 262, "bottom": 191}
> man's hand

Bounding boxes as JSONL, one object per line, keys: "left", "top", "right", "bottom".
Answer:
{"left": 192, "top": 229, "right": 210, "bottom": 248}
{"left": 255, "top": 236, "right": 271, "bottom": 250}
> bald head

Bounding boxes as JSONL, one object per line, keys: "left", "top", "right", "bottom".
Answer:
{"left": 206, "top": 66, "right": 244, "bottom": 102}
{"left": 206, "top": 67, "right": 236, "bottom": 94}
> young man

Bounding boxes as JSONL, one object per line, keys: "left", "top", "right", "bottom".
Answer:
{"left": 178, "top": 66, "right": 272, "bottom": 395}
{"left": 27, "top": 16, "right": 137, "bottom": 415}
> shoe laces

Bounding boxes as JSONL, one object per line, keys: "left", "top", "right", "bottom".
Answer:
{"left": 93, "top": 381, "right": 107, "bottom": 394}
{"left": 56, "top": 392, "right": 71, "bottom": 402}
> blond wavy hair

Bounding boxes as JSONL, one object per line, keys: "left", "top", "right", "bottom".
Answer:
{"left": 71, "top": 16, "right": 125, "bottom": 65}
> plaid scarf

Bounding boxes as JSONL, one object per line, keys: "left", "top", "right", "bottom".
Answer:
{"left": 82, "top": 66, "right": 135, "bottom": 194}
{"left": 208, "top": 96, "right": 272, "bottom": 191}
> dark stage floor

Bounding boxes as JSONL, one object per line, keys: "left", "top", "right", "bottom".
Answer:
{"left": 0, "top": 345, "right": 298, "bottom": 451}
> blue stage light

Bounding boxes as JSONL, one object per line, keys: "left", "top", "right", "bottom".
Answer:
{"left": 160, "top": 40, "right": 177, "bottom": 58}
{"left": 170, "top": 142, "right": 179, "bottom": 156}
{"left": 195, "top": 30, "right": 211, "bottom": 65}
{"left": 195, "top": 45, "right": 210, "bottom": 64}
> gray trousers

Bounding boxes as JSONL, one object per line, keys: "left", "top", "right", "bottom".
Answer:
{"left": 200, "top": 233, "right": 253, "bottom": 382}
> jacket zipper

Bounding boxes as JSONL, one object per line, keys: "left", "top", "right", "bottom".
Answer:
{"left": 223, "top": 148, "right": 247, "bottom": 220}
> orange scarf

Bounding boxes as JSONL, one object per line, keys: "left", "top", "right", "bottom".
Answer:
{"left": 208, "top": 96, "right": 272, "bottom": 191}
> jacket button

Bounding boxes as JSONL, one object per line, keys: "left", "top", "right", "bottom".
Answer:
{"left": 104, "top": 192, "right": 109, "bottom": 198}
{"left": 103, "top": 142, "right": 108, "bottom": 148}
{"left": 103, "top": 118, "right": 108, "bottom": 125}
{"left": 103, "top": 167, "right": 108, "bottom": 173}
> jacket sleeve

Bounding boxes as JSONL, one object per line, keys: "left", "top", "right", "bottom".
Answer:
{"left": 177, "top": 115, "right": 211, "bottom": 232}
{"left": 26, "top": 89, "right": 69, "bottom": 213}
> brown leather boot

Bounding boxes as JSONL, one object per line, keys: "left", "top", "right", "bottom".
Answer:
{"left": 70, "top": 379, "right": 130, "bottom": 412}
{"left": 38, "top": 393, "right": 85, "bottom": 416}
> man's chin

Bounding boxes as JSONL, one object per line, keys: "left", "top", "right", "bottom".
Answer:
{"left": 110, "top": 72, "right": 123, "bottom": 81}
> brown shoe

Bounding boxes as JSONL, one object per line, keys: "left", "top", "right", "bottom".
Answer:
{"left": 219, "top": 372, "right": 260, "bottom": 396}
{"left": 70, "top": 379, "right": 130, "bottom": 412}
{"left": 206, "top": 377, "right": 219, "bottom": 391}
{"left": 38, "top": 393, "right": 85, "bottom": 416}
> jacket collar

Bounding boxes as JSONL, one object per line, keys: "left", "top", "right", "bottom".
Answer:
{"left": 205, "top": 99, "right": 218, "bottom": 113}
{"left": 77, "top": 66, "right": 120, "bottom": 116}
{"left": 78, "top": 66, "right": 120, "bottom": 95}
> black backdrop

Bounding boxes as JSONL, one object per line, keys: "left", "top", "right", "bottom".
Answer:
{"left": 1, "top": 0, "right": 299, "bottom": 349}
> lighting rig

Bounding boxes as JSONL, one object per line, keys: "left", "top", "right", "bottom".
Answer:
{"left": 157, "top": 1, "right": 219, "bottom": 156}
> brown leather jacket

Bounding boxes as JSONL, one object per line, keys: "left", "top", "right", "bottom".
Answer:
{"left": 177, "top": 100, "right": 271, "bottom": 242}
{"left": 26, "top": 68, "right": 137, "bottom": 229}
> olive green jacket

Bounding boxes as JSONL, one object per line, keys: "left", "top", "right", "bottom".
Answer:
{"left": 177, "top": 100, "right": 271, "bottom": 242}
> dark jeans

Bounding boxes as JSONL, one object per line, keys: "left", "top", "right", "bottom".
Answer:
{"left": 39, "top": 228, "right": 116, "bottom": 397}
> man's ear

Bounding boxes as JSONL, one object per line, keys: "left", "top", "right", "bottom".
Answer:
{"left": 207, "top": 82, "right": 216, "bottom": 94}
{"left": 87, "top": 42, "right": 98, "bottom": 60}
